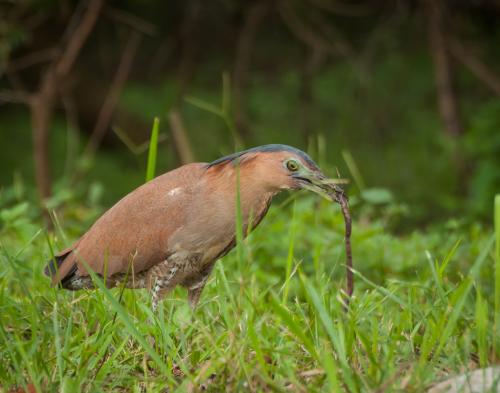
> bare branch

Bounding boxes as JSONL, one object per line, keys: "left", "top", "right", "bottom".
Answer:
{"left": 0, "top": 89, "right": 31, "bottom": 105}
{"left": 7, "top": 48, "right": 59, "bottom": 72}
{"left": 30, "top": 0, "right": 103, "bottom": 202}
{"left": 84, "top": 30, "right": 142, "bottom": 157}
{"left": 5, "top": 69, "right": 29, "bottom": 94}
{"left": 112, "top": 126, "right": 167, "bottom": 155}
{"left": 425, "top": 0, "right": 462, "bottom": 137}
{"left": 306, "top": 0, "right": 375, "bottom": 17}
{"left": 60, "top": 90, "right": 80, "bottom": 177}
{"left": 449, "top": 38, "right": 500, "bottom": 97}
{"left": 104, "top": 5, "right": 157, "bottom": 36}
{"left": 299, "top": 45, "right": 326, "bottom": 143}
{"left": 308, "top": 9, "right": 354, "bottom": 58}
{"left": 277, "top": 1, "right": 335, "bottom": 54}
{"left": 175, "top": 0, "right": 202, "bottom": 100}
{"left": 56, "top": 0, "right": 104, "bottom": 77}
{"left": 168, "top": 109, "right": 195, "bottom": 164}
{"left": 233, "top": 1, "right": 269, "bottom": 137}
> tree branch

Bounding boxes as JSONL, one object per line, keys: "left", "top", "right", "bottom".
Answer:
{"left": 0, "top": 89, "right": 31, "bottom": 105}
{"left": 6, "top": 47, "right": 59, "bottom": 72}
{"left": 425, "top": 0, "right": 462, "bottom": 137}
{"left": 175, "top": 0, "right": 202, "bottom": 100}
{"left": 29, "top": 0, "right": 103, "bottom": 203}
{"left": 306, "top": 0, "right": 374, "bottom": 17}
{"left": 449, "top": 38, "right": 500, "bottom": 97}
{"left": 104, "top": 5, "right": 157, "bottom": 36}
{"left": 84, "top": 30, "right": 142, "bottom": 157}
{"left": 168, "top": 109, "right": 195, "bottom": 164}
{"left": 233, "top": 1, "right": 269, "bottom": 137}
{"left": 299, "top": 45, "right": 326, "bottom": 143}
{"left": 277, "top": 0, "right": 336, "bottom": 55}
{"left": 55, "top": 0, "right": 103, "bottom": 77}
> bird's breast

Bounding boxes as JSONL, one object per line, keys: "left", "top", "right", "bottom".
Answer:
{"left": 167, "top": 189, "right": 273, "bottom": 270}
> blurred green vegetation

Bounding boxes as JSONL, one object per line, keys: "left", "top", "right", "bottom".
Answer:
{"left": 0, "top": 178, "right": 498, "bottom": 390}
{"left": 0, "top": 0, "right": 499, "bottom": 227}
{"left": 1, "top": 1, "right": 500, "bottom": 390}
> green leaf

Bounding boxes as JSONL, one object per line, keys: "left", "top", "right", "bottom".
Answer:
{"left": 361, "top": 188, "right": 394, "bottom": 205}
{"left": 145, "top": 117, "right": 160, "bottom": 182}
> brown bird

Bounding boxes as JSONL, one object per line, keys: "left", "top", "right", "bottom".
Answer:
{"left": 45, "top": 145, "right": 340, "bottom": 310}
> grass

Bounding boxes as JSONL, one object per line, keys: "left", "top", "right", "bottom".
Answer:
{"left": 495, "top": 194, "right": 500, "bottom": 359}
{"left": 0, "top": 192, "right": 498, "bottom": 392}
{"left": 0, "top": 129, "right": 498, "bottom": 391}
{"left": 145, "top": 118, "right": 160, "bottom": 183}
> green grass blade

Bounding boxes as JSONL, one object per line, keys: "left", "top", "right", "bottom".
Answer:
{"left": 438, "top": 238, "right": 461, "bottom": 278}
{"left": 269, "top": 294, "right": 318, "bottom": 361}
{"left": 434, "top": 235, "right": 495, "bottom": 360}
{"left": 113, "top": 125, "right": 161, "bottom": 155}
{"left": 350, "top": 268, "right": 411, "bottom": 312}
{"left": 475, "top": 288, "right": 488, "bottom": 366}
{"left": 185, "top": 96, "right": 223, "bottom": 117}
{"left": 322, "top": 349, "right": 341, "bottom": 392}
{"left": 221, "top": 71, "right": 231, "bottom": 117}
{"left": 235, "top": 164, "right": 244, "bottom": 270}
{"left": 185, "top": 75, "right": 242, "bottom": 150}
{"left": 282, "top": 200, "right": 296, "bottom": 302}
{"left": 52, "top": 302, "right": 64, "bottom": 386}
{"left": 0, "top": 323, "right": 23, "bottom": 386}
{"left": 342, "top": 150, "right": 365, "bottom": 191}
{"left": 301, "top": 275, "right": 358, "bottom": 392}
{"left": 425, "top": 250, "right": 446, "bottom": 303}
{"left": 215, "top": 262, "right": 236, "bottom": 316}
{"left": 80, "top": 260, "right": 173, "bottom": 382}
{"left": 145, "top": 117, "right": 160, "bottom": 182}
{"left": 302, "top": 276, "right": 347, "bottom": 362}
{"left": 495, "top": 194, "right": 500, "bottom": 357}
{"left": 13, "top": 228, "right": 43, "bottom": 259}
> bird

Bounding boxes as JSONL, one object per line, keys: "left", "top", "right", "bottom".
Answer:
{"left": 45, "top": 144, "right": 341, "bottom": 311}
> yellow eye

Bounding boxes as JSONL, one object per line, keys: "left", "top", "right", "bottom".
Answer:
{"left": 286, "top": 160, "right": 299, "bottom": 172}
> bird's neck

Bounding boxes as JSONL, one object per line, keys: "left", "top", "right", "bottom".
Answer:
{"left": 233, "top": 165, "right": 276, "bottom": 225}
{"left": 205, "top": 162, "right": 279, "bottom": 229}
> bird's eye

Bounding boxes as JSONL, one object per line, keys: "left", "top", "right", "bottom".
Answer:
{"left": 286, "top": 160, "right": 299, "bottom": 172}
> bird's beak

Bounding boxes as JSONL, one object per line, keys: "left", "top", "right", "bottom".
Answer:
{"left": 292, "top": 169, "right": 347, "bottom": 201}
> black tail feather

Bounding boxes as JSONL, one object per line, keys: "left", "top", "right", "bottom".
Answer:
{"left": 44, "top": 253, "right": 68, "bottom": 277}
{"left": 44, "top": 250, "right": 77, "bottom": 287}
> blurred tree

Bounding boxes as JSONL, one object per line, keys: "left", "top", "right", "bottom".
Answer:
{"left": 232, "top": 0, "right": 270, "bottom": 138}
{"left": 425, "top": 0, "right": 462, "bottom": 137}
{"left": 0, "top": 0, "right": 499, "bottom": 223}
{"left": 1, "top": 0, "right": 103, "bottom": 209}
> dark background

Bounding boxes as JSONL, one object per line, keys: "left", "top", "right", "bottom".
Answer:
{"left": 1, "top": 0, "right": 499, "bottom": 228}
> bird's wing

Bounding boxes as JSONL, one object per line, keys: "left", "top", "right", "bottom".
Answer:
{"left": 49, "top": 163, "right": 206, "bottom": 284}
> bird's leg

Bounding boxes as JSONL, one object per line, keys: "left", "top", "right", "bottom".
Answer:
{"left": 187, "top": 277, "right": 208, "bottom": 309}
{"left": 148, "top": 259, "right": 184, "bottom": 313}
{"left": 187, "top": 263, "right": 214, "bottom": 309}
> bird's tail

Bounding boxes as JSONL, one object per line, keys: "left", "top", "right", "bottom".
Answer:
{"left": 44, "top": 247, "right": 78, "bottom": 288}
{"left": 44, "top": 253, "right": 67, "bottom": 277}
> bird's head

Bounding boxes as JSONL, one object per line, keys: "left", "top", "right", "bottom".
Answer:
{"left": 208, "top": 144, "right": 345, "bottom": 201}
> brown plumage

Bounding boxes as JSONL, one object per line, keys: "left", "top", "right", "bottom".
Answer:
{"left": 45, "top": 144, "right": 339, "bottom": 309}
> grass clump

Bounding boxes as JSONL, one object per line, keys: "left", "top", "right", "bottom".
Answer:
{"left": 0, "top": 188, "right": 498, "bottom": 392}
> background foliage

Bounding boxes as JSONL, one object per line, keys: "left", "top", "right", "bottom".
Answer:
{"left": 0, "top": 0, "right": 499, "bottom": 222}
{"left": 0, "top": 0, "right": 499, "bottom": 391}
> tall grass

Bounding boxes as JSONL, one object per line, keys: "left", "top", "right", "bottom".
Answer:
{"left": 0, "top": 190, "right": 497, "bottom": 391}
{"left": 494, "top": 194, "right": 500, "bottom": 358}
{"left": 185, "top": 72, "right": 243, "bottom": 150}
{"left": 145, "top": 117, "right": 160, "bottom": 182}
{"left": 0, "top": 134, "right": 497, "bottom": 391}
